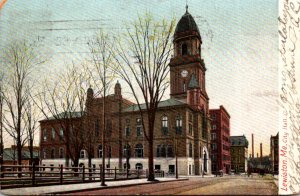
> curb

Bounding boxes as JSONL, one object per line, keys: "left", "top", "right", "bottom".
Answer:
{"left": 51, "top": 178, "right": 189, "bottom": 195}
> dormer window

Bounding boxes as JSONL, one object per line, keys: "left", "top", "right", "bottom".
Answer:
{"left": 182, "top": 43, "right": 188, "bottom": 55}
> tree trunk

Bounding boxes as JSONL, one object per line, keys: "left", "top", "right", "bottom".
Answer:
{"left": 147, "top": 113, "right": 155, "bottom": 181}
{"left": 17, "top": 137, "right": 22, "bottom": 178}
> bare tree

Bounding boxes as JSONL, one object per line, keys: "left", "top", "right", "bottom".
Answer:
{"left": 35, "top": 63, "right": 89, "bottom": 169}
{"left": 1, "top": 40, "right": 44, "bottom": 172}
{"left": 23, "top": 98, "right": 41, "bottom": 165}
{"left": 86, "top": 30, "right": 116, "bottom": 186}
{"left": 114, "top": 13, "right": 176, "bottom": 181}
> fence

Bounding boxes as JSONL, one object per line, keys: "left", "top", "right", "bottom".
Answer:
{"left": 0, "top": 164, "right": 144, "bottom": 189}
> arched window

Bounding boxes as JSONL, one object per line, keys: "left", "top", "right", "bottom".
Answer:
{"left": 123, "top": 144, "right": 131, "bottom": 158}
{"left": 136, "top": 163, "right": 143, "bottom": 170}
{"left": 59, "top": 148, "right": 64, "bottom": 158}
{"left": 80, "top": 150, "right": 85, "bottom": 159}
{"left": 43, "top": 148, "right": 47, "bottom": 159}
{"left": 51, "top": 148, "right": 55, "bottom": 159}
{"left": 135, "top": 144, "right": 143, "bottom": 158}
{"left": 161, "top": 116, "right": 168, "bottom": 135}
{"left": 189, "top": 143, "right": 193, "bottom": 158}
{"left": 51, "top": 128, "right": 55, "bottom": 141}
{"left": 176, "top": 115, "right": 182, "bottom": 134}
{"left": 59, "top": 128, "right": 64, "bottom": 142}
{"left": 182, "top": 43, "right": 188, "bottom": 55}
{"left": 98, "top": 145, "right": 103, "bottom": 158}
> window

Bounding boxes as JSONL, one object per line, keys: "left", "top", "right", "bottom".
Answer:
{"left": 59, "top": 128, "right": 64, "bottom": 142}
{"left": 182, "top": 43, "right": 188, "bottom": 55}
{"left": 51, "top": 148, "right": 55, "bottom": 159}
{"left": 51, "top": 128, "right": 55, "bottom": 141}
{"left": 211, "top": 133, "right": 216, "bottom": 140}
{"left": 212, "top": 114, "right": 216, "bottom": 120}
{"left": 124, "top": 163, "right": 130, "bottom": 169}
{"left": 183, "top": 81, "right": 186, "bottom": 92}
{"left": 212, "top": 125, "right": 216, "bottom": 130}
{"left": 98, "top": 145, "right": 103, "bottom": 158}
{"left": 106, "top": 119, "right": 112, "bottom": 137}
{"left": 212, "top": 143, "right": 217, "bottom": 150}
{"left": 107, "top": 146, "right": 112, "bottom": 158}
{"left": 135, "top": 144, "right": 143, "bottom": 158}
{"left": 123, "top": 144, "right": 131, "bottom": 158}
{"left": 95, "top": 119, "right": 100, "bottom": 137}
{"left": 176, "top": 116, "right": 182, "bottom": 134}
{"left": 80, "top": 150, "right": 85, "bottom": 159}
{"left": 136, "top": 118, "right": 142, "bottom": 137}
{"left": 136, "top": 163, "right": 143, "bottom": 170}
{"left": 167, "top": 145, "right": 174, "bottom": 157}
{"left": 161, "top": 116, "right": 168, "bottom": 135}
{"left": 43, "top": 129, "right": 47, "bottom": 141}
{"left": 125, "top": 126, "right": 130, "bottom": 136}
{"left": 59, "top": 148, "right": 64, "bottom": 158}
{"left": 212, "top": 154, "right": 216, "bottom": 161}
{"left": 43, "top": 149, "right": 47, "bottom": 159}
{"left": 189, "top": 143, "right": 193, "bottom": 157}
{"left": 188, "top": 123, "right": 193, "bottom": 135}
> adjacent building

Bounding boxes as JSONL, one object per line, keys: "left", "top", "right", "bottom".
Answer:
{"left": 2, "top": 145, "right": 39, "bottom": 165}
{"left": 230, "top": 135, "right": 248, "bottom": 173}
{"left": 40, "top": 7, "right": 212, "bottom": 176}
{"left": 209, "top": 106, "right": 231, "bottom": 174}
{"left": 270, "top": 133, "right": 278, "bottom": 174}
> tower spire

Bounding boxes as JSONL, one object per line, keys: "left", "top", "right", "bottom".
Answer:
{"left": 185, "top": 0, "right": 188, "bottom": 13}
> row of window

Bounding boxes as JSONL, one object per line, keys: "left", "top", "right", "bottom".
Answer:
{"left": 43, "top": 128, "right": 64, "bottom": 142}
{"left": 43, "top": 148, "right": 65, "bottom": 159}
{"left": 124, "top": 116, "right": 184, "bottom": 137}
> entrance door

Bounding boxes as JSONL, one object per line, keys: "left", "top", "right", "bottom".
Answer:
{"left": 204, "top": 152, "right": 207, "bottom": 173}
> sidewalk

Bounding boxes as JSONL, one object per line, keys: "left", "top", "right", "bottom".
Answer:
{"left": 0, "top": 178, "right": 187, "bottom": 195}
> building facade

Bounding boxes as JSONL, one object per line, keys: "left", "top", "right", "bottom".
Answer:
{"left": 270, "top": 133, "right": 278, "bottom": 174}
{"left": 230, "top": 135, "right": 248, "bottom": 173}
{"left": 209, "top": 106, "right": 231, "bottom": 174}
{"left": 40, "top": 8, "right": 212, "bottom": 176}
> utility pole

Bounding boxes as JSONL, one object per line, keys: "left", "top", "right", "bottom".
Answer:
{"left": 175, "top": 136, "right": 178, "bottom": 179}
{"left": 0, "top": 86, "right": 3, "bottom": 165}
{"left": 101, "top": 77, "right": 107, "bottom": 186}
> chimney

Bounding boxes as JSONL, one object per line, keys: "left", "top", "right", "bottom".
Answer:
{"left": 252, "top": 134, "right": 254, "bottom": 159}
{"left": 260, "top": 143, "right": 262, "bottom": 159}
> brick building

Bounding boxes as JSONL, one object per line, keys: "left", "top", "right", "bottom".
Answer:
{"left": 209, "top": 106, "right": 231, "bottom": 174}
{"left": 40, "top": 7, "right": 212, "bottom": 175}
{"left": 230, "top": 135, "right": 248, "bottom": 173}
{"left": 270, "top": 133, "right": 278, "bottom": 174}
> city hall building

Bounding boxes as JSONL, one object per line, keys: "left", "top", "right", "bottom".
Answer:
{"left": 40, "top": 8, "right": 212, "bottom": 176}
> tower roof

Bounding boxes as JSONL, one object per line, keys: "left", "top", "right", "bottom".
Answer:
{"left": 188, "top": 73, "right": 200, "bottom": 89}
{"left": 175, "top": 8, "right": 200, "bottom": 36}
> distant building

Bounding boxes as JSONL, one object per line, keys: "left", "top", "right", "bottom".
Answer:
{"left": 230, "top": 135, "right": 248, "bottom": 173}
{"left": 209, "top": 106, "right": 231, "bottom": 174}
{"left": 270, "top": 133, "right": 278, "bottom": 173}
{"left": 2, "top": 145, "right": 39, "bottom": 165}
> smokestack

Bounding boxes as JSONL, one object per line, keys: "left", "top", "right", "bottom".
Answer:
{"left": 252, "top": 134, "right": 254, "bottom": 159}
{"left": 260, "top": 143, "right": 262, "bottom": 159}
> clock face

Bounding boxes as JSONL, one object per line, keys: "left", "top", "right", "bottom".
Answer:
{"left": 181, "top": 70, "right": 188, "bottom": 78}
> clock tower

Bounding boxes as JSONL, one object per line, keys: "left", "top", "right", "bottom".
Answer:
{"left": 169, "top": 6, "right": 209, "bottom": 113}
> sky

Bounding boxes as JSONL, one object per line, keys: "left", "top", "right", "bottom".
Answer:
{"left": 0, "top": 0, "right": 278, "bottom": 156}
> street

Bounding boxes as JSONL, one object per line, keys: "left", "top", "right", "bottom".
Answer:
{"left": 65, "top": 174, "right": 278, "bottom": 195}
